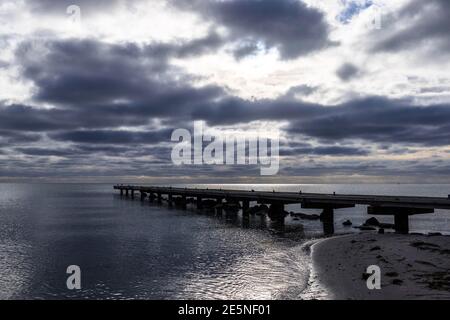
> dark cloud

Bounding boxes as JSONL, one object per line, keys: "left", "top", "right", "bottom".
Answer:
{"left": 14, "top": 39, "right": 225, "bottom": 131}
{"left": 281, "top": 162, "right": 386, "bottom": 177}
{"left": 0, "top": 130, "right": 42, "bottom": 145}
{"left": 6, "top": 37, "right": 450, "bottom": 180}
{"left": 0, "top": 104, "right": 69, "bottom": 132}
{"left": 15, "top": 147, "right": 76, "bottom": 157}
{"left": 194, "top": 96, "right": 450, "bottom": 146}
{"left": 336, "top": 63, "right": 360, "bottom": 81}
{"left": 172, "top": 0, "right": 335, "bottom": 59}
{"left": 280, "top": 160, "right": 450, "bottom": 180}
{"left": 6, "top": 98, "right": 446, "bottom": 151}
{"left": 171, "top": 31, "right": 224, "bottom": 58}
{"left": 232, "top": 42, "right": 260, "bottom": 60}
{"left": 75, "top": 145, "right": 138, "bottom": 156}
{"left": 283, "top": 85, "right": 318, "bottom": 98}
{"left": 372, "top": 0, "right": 450, "bottom": 54}
{"left": 14, "top": 144, "right": 173, "bottom": 161}
{"left": 384, "top": 147, "right": 417, "bottom": 155}
{"left": 8, "top": 36, "right": 450, "bottom": 149}
{"left": 50, "top": 129, "right": 173, "bottom": 145}
{"left": 286, "top": 97, "right": 450, "bottom": 146}
{"left": 281, "top": 145, "right": 370, "bottom": 157}
{"left": 17, "top": 38, "right": 224, "bottom": 107}
{"left": 311, "top": 146, "right": 369, "bottom": 156}
{"left": 142, "top": 31, "right": 225, "bottom": 61}
{"left": 0, "top": 103, "right": 153, "bottom": 132}
{"left": 191, "top": 97, "right": 323, "bottom": 125}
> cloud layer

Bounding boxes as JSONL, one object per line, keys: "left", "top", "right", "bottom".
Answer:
{"left": 172, "top": 0, "right": 335, "bottom": 59}
{"left": 0, "top": 0, "right": 449, "bottom": 182}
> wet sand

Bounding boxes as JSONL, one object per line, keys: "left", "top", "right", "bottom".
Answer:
{"left": 309, "top": 233, "right": 450, "bottom": 300}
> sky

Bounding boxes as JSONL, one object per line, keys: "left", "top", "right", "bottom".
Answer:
{"left": 0, "top": 0, "right": 449, "bottom": 184}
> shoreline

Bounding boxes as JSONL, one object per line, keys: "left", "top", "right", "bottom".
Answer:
{"left": 307, "top": 232, "right": 450, "bottom": 300}
{"left": 299, "top": 235, "right": 351, "bottom": 300}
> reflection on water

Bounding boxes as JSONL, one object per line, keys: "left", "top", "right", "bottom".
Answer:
{"left": 0, "top": 183, "right": 449, "bottom": 299}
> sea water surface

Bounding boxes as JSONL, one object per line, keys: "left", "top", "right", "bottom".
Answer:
{"left": 0, "top": 183, "right": 449, "bottom": 299}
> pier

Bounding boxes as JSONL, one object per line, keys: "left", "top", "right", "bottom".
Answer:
{"left": 113, "top": 185, "right": 450, "bottom": 234}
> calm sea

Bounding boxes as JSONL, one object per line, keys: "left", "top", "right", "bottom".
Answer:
{"left": 0, "top": 183, "right": 449, "bottom": 299}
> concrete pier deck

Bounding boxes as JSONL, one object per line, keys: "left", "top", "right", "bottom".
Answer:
{"left": 114, "top": 185, "right": 450, "bottom": 234}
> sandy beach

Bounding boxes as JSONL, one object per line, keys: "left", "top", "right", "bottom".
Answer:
{"left": 309, "top": 232, "right": 450, "bottom": 300}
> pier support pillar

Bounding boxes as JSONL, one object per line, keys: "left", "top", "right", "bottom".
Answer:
{"left": 149, "top": 193, "right": 154, "bottom": 203}
{"left": 242, "top": 200, "right": 250, "bottom": 216}
{"left": 197, "top": 197, "right": 203, "bottom": 209}
{"left": 168, "top": 193, "right": 173, "bottom": 206}
{"left": 394, "top": 214, "right": 409, "bottom": 234}
{"left": 120, "top": 189, "right": 123, "bottom": 196}
{"left": 140, "top": 192, "right": 146, "bottom": 201}
{"left": 242, "top": 200, "right": 250, "bottom": 227}
{"left": 216, "top": 198, "right": 223, "bottom": 214}
{"left": 321, "top": 208, "right": 334, "bottom": 235}
{"left": 367, "top": 206, "right": 434, "bottom": 235}
{"left": 268, "top": 203, "right": 285, "bottom": 223}
{"left": 157, "top": 193, "right": 162, "bottom": 204}
{"left": 181, "top": 195, "right": 187, "bottom": 209}
{"left": 131, "top": 190, "right": 135, "bottom": 199}
{"left": 125, "top": 189, "right": 129, "bottom": 197}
